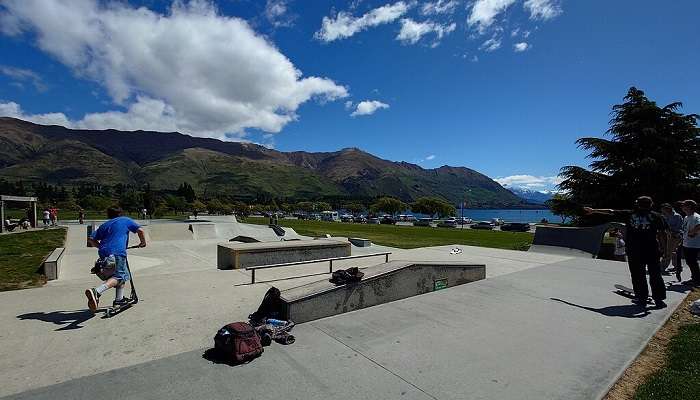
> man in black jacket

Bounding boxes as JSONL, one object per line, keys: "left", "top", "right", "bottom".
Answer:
{"left": 584, "top": 196, "right": 669, "bottom": 308}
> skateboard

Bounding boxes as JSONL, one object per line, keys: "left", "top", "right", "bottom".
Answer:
{"left": 614, "top": 284, "right": 652, "bottom": 303}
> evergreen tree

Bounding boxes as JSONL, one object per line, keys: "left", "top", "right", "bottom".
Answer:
{"left": 560, "top": 87, "right": 699, "bottom": 209}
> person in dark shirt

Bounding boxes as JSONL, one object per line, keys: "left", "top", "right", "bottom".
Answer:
{"left": 584, "top": 196, "right": 670, "bottom": 308}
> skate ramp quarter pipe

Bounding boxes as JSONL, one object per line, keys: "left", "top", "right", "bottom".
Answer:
{"left": 280, "top": 261, "right": 486, "bottom": 323}
{"left": 189, "top": 223, "right": 218, "bottom": 240}
{"left": 530, "top": 223, "right": 624, "bottom": 258}
{"left": 217, "top": 239, "right": 351, "bottom": 270}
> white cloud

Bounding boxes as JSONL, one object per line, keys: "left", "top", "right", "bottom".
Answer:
{"left": 0, "top": 65, "right": 47, "bottom": 92}
{"left": 513, "top": 42, "right": 530, "bottom": 52}
{"left": 494, "top": 174, "right": 563, "bottom": 189}
{"left": 396, "top": 18, "right": 456, "bottom": 45}
{"left": 265, "top": 0, "right": 295, "bottom": 28}
{"left": 315, "top": 1, "right": 410, "bottom": 42}
{"left": 479, "top": 36, "right": 502, "bottom": 52}
{"left": 467, "top": 0, "right": 517, "bottom": 33}
{"left": 344, "top": 100, "right": 354, "bottom": 110}
{"left": 0, "top": 0, "right": 348, "bottom": 140}
{"left": 421, "top": 0, "right": 459, "bottom": 15}
{"left": 523, "top": 0, "right": 562, "bottom": 20}
{"left": 350, "top": 100, "right": 389, "bottom": 117}
{"left": 0, "top": 101, "right": 72, "bottom": 127}
{"left": 425, "top": 154, "right": 436, "bottom": 160}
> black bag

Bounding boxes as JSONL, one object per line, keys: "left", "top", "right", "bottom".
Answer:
{"left": 214, "top": 322, "right": 263, "bottom": 363}
{"left": 249, "top": 287, "right": 285, "bottom": 325}
{"left": 329, "top": 267, "right": 364, "bottom": 285}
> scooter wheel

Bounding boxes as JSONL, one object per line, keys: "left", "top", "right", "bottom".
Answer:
{"left": 132, "top": 296, "right": 139, "bottom": 304}
{"left": 105, "top": 309, "right": 113, "bottom": 317}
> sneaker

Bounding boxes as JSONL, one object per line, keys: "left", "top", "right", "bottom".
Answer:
{"left": 112, "top": 297, "right": 130, "bottom": 307}
{"left": 631, "top": 298, "right": 647, "bottom": 306}
{"left": 654, "top": 300, "right": 667, "bottom": 309}
{"left": 85, "top": 288, "right": 99, "bottom": 312}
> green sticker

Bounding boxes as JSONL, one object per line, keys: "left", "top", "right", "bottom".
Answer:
{"left": 434, "top": 278, "right": 448, "bottom": 291}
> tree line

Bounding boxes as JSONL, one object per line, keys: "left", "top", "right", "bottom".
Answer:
{"left": 0, "top": 179, "right": 458, "bottom": 219}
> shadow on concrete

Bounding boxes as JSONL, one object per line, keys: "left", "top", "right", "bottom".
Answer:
{"left": 17, "top": 309, "right": 98, "bottom": 331}
{"left": 665, "top": 282, "right": 692, "bottom": 294}
{"left": 202, "top": 348, "right": 259, "bottom": 367}
{"left": 550, "top": 298, "right": 651, "bottom": 318}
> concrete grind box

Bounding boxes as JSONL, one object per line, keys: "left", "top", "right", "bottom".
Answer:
{"left": 280, "top": 261, "right": 486, "bottom": 323}
{"left": 217, "top": 239, "right": 351, "bottom": 270}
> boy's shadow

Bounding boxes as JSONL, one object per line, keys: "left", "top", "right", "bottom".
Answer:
{"left": 17, "top": 309, "right": 98, "bottom": 331}
{"left": 550, "top": 298, "right": 651, "bottom": 318}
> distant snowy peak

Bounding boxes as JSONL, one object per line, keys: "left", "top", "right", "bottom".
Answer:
{"left": 504, "top": 186, "right": 554, "bottom": 205}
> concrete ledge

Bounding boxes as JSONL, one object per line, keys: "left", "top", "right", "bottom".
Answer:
{"left": 281, "top": 261, "right": 486, "bottom": 323}
{"left": 348, "top": 237, "right": 371, "bottom": 247}
{"left": 43, "top": 247, "right": 65, "bottom": 280}
{"left": 217, "top": 239, "right": 351, "bottom": 270}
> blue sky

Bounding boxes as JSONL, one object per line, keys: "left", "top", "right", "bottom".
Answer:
{"left": 1, "top": 0, "right": 698, "bottom": 191}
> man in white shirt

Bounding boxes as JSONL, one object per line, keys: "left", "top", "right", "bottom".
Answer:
{"left": 680, "top": 200, "right": 700, "bottom": 287}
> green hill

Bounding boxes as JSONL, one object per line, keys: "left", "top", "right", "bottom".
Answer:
{"left": 0, "top": 117, "right": 528, "bottom": 207}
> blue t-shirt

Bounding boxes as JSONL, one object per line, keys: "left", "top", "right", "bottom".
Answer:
{"left": 91, "top": 216, "right": 141, "bottom": 258}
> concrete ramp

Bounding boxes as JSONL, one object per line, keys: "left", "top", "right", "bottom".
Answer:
{"left": 529, "top": 223, "right": 624, "bottom": 258}
{"left": 189, "top": 223, "right": 218, "bottom": 240}
{"left": 281, "top": 261, "right": 486, "bottom": 323}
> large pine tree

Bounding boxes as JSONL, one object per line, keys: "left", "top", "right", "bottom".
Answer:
{"left": 559, "top": 87, "right": 699, "bottom": 209}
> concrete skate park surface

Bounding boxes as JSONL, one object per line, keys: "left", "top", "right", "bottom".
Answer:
{"left": 0, "top": 219, "right": 691, "bottom": 399}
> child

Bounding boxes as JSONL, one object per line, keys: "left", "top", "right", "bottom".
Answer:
{"left": 612, "top": 229, "right": 627, "bottom": 262}
{"left": 42, "top": 208, "right": 50, "bottom": 228}
{"left": 85, "top": 206, "right": 146, "bottom": 312}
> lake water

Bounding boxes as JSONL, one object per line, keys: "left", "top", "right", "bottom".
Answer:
{"left": 406, "top": 209, "right": 557, "bottom": 223}
{"left": 459, "top": 209, "right": 557, "bottom": 223}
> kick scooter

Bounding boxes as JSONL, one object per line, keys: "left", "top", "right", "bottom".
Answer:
{"left": 104, "top": 245, "right": 140, "bottom": 318}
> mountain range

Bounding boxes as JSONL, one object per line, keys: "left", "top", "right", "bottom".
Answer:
{"left": 0, "top": 117, "right": 535, "bottom": 207}
{"left": 505, "top": 187, "right": 555, "bottom": 205}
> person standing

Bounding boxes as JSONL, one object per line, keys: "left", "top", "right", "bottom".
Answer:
{"left": 584, "top": 196, "right": 669, "bottom": 308}
{"left": 612, "top": 229, "right": 627, "bottom": 262}
{"left": 49, "top": 206, "right": 58, "bottom": 227}
{"left": 42, "top": 208, "right": 51, "bottom": 228}
{"left": 660, "top": 203, "right": 684, "bottom": 281}
{"left": 680, "top": 200, "right": 700, "bottom": 287}
{"left": 78, "top": 209, "right": 85, "bottom": 225}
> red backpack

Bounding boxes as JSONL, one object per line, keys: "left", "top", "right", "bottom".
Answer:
{"left": 214, "top": 322, "right": 264, "bottom": 363}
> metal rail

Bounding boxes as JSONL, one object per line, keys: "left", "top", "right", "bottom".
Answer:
{"left": 245, "top": 252, "right": 391, "bottom": 284}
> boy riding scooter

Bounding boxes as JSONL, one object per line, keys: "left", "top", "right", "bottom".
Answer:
{"left": 85, "top": 206, "right": 146, "bottom": 313}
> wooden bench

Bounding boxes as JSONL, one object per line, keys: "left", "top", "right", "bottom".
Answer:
{"left": 43, "top": 247, "right": 65, "bottom": 280}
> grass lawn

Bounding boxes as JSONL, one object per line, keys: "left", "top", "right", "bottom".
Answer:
{"left": 633, "top": 290, "right": 700, "bottom": 400}
{"left": 0, "top": 228, "right": 67, "bottom": 291}
{"left": 245, "top": 217, "right": 533, "bottom": 250}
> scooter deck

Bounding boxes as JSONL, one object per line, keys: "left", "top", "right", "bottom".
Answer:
{"left": 104, "top": 296, "right": 138, "bottom": 318}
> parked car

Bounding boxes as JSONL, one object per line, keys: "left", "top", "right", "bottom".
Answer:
{"left": 437, "top": 218, "right": 458, "bottom": 228}
{"left": 380, "top": 215, "right": 396, "bottom": 225}
{"left": 413, "top": 218, "right": 433, "bottom": 227}
{"left": 471, "top": 221, "right": 495, "bottom": 230}
{"left": 456, "top": 217, "right": 473, "bottom": 225}
{"left": 367, "top": 217, "right": 380, "bottom": 224}
{"left": 500, "top": 222, "right": 531, "bottom": 232}
{"left": 340, "top": 214, "right": 354, "bottom": 222}
{"left": 353, "top": 215, "right": 367, "bottom": 223}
